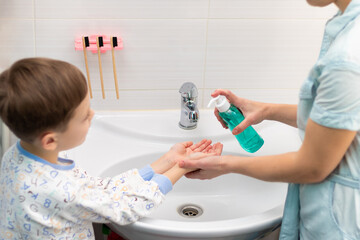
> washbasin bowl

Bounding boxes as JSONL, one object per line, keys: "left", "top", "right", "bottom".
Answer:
{"left": 66, "top": 110, "right": 302, "bottom": 240}
{"left": 101, "top": 152, "right": 287, "bottom": 239}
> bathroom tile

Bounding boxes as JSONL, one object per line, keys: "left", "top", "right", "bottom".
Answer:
{"left": 1, "top": 0, "right": 335, "bottom": 112}
{"left": 209, "top": 0, "right": 337, "bottom": 19}
{"left": 204, "top": 19, "right": 327, "bottom": 90}
{"left": 0, "top": 0, "right": 33, "bottom": 19}
{"left": 35, "top": 19, "right": 207, "bottom": 92}
{"left": 90, "top": 89, "right": 194, "bottom": 111}
{"left": 0, "top": 19, "right": 35, "bottom": 69}
{"left": 35, "top": 0, "right": 209, "bottom": 19}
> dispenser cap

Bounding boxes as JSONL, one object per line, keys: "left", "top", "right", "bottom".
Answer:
{"left": 207, "top": 95, "right": 230, "bottom": 112}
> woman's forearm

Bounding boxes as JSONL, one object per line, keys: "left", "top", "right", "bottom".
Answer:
{"left": 224, "top": 152, "right": 321, "bottom": 184}
{"left": 224, "top": 119, "right": 356, "bottom": 184}
{"left": 264, "top": 103, "right": 298, "bottom": 128}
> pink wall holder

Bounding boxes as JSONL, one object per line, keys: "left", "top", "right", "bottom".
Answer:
{"left": 75, "top": 35, "right": 124, "bottom": 99}
{"left": 75, "top": 35, "right": 123, "bottom": 53}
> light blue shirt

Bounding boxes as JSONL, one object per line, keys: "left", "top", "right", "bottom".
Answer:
{"left": 280, "top": 1, "right": 360, "bottom": 239}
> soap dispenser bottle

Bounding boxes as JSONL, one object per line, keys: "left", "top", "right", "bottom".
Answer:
{"left": 208, "top": 95, "right": 264, "bottom": 153}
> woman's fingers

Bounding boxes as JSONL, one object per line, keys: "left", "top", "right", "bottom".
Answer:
{"left": 211, "top": 89, "right": 237, "bottom": 104}
{"left": 214, "top": 109, "right": 228, "bottom": 129}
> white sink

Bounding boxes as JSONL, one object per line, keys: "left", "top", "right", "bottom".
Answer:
{"left": 67, "top": 110, "right": 301, "bottom": 240}
{"left": 92, "top": 110, "right": 233, "bottom": 143}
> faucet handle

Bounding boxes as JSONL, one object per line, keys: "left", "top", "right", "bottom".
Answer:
{"left": 179, "top": 82, "right": 198, "bottom": 99}
{"left": 179, "top": 82, "right": 199, "bottom": 129}
{"left": 189, "top": 111, "right": 199, "bottom": 123}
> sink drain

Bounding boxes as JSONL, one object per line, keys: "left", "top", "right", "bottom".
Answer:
{"left": 178, "top": 204, "right": 203, "bottom": 218}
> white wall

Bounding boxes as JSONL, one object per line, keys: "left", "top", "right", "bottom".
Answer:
{"left": 0, "top": 0, "right": 336, "bottom": 111}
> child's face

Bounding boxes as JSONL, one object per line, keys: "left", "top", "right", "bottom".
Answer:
{"left": 56, "top": 93, "right": 94, "bottom": 151}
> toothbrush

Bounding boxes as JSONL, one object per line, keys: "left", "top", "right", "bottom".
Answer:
{"left": 82, "top": 36, "right": 93, "bottom": 99}
{"left": 111, "top": 36, "right": 120, "bottom": 99}
{"left": 97, "top": 36, "right": 105, "bottom": 99}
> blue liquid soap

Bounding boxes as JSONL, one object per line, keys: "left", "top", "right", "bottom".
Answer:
{"left": 208, "top": 96, "right": 264, "bottom": 153}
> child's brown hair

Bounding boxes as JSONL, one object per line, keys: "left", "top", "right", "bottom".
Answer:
{"left": 0, "top": 58, "right": 88, "bottom": 142}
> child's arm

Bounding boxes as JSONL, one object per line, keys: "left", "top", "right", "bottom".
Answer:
{"left": 60, "top": 168, "right": 168, "bottom": 226}
{"left": 163, "top": 164, "right": 190, "bottom": 185}
{"left": 58, "top": 146, "right": 222, "bottom": 226}
{"left": 60, "top": 152, "right": 212, "bottom": 226}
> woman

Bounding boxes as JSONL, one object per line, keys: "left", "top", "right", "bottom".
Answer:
{"left": 180, "top": 0, "right": 360, "bottom": 239}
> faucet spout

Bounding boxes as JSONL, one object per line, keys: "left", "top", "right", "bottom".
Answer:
{"left": 179, "top": 82, "right": 199, "bottom": 130}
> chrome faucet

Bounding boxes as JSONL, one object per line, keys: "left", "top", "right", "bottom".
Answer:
{"left": 179, "top": 82, "right": 199, "bottom": 130}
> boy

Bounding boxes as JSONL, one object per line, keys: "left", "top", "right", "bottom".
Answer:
{"left": 0, "top": 58, "right": 222, "bottom": 239}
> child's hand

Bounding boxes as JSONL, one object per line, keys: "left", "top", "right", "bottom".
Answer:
{"left": 168, "top": 139, "right": 223, "bottom": 165}
{"left": 170, "top": 139, "right": 210, "bottom": 158}
{"left": 151, "top": 139, "right": 223, "bottom": 174}
{"left": 200, "top": 142, "right": 223, "bottom": 155}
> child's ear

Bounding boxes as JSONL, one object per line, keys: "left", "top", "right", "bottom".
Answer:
{"left": 39, "top": 132, "right": 58, "bottom": 151}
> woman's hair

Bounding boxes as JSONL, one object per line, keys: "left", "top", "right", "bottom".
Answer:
{"left": 0, "top": 58, "right": 88, "bottom": 142}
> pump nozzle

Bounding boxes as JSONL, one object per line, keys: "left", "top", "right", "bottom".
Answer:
{"left": 207, "top": 95, "right": 230, "bottom": 112}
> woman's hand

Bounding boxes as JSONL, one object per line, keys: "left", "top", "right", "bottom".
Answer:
{"left": 163, "top": 152, "right": 221, "bottom": 185}
{"left": 179, "top": 154, "right": 229, "bottom": 180}
{"left": 212, "top": 89, "right": 268, "bottom": 135}
{"left": 151, "top": 139, "right": 223, "bottom": 174}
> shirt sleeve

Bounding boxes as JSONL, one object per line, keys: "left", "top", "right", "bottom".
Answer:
{"left": 59, "top": 168, "right": 166, "bottom": 225}
{"left": 151, "top": 174, "right": 173, "bottom": 194}
{"left": 138, "top": 164, "right": 155, "bottom": 181}
{"left": 310, "top": 65, "right": 360, "bottom": 131}
{"left": 138, "top": 165, "right": 173, "bottom": 194}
